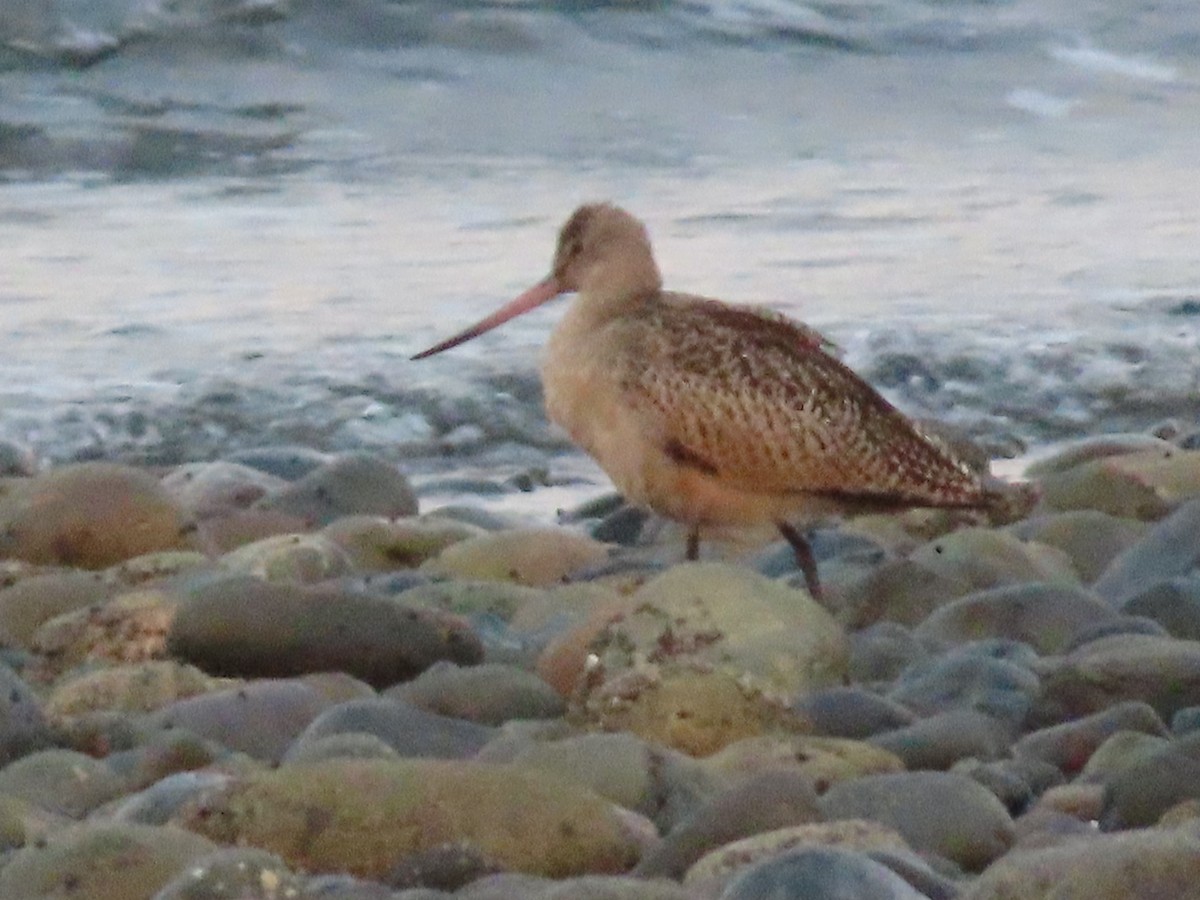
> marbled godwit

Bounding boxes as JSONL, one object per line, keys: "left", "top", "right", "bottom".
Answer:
{"left": 413, "top": 203, "right": 993, "bottom": 597}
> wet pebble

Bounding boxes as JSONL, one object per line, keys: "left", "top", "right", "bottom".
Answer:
{"left": 291, "top": 697, "right": 494, "bottom": 759}
{"left": 886, "top": 643, "right": 1041, "bottom": 725}
{"left": 387, "top": 661, "right": 564, "bottom": 725}
{"left": 914, "top": 582, "right": 1120, "bottom": 654}
{"left": 1012, "top": 700, "right": 1168, "bottom": 775}
{"left": 0, "top": 661, "right": 52, "bottom": 765}
{"left": 718, "top": 846, "right": 930, "bottom": 900}
{"left": 1120, "top": 574, "right": 1200, "bottom": 639}
{"left": 1098, "top": 730, "right": 1200, "bottom": 829}
{"left": 634, "top": 769, "right": 823, "bottom": 878}
{"left": 147, "top": 678, "right": 335, "bottom": 764}
{"left": 1011, "top": 510, "right": 1146, "bottom": 583}
{"left": 168, "top": 575, "right": 482, "bottom": 687}
{"left": 820, "top": 771, "right": 1015, "bottom": 871}
{"left": 1091, "top": 497, "right": 1200, "bottom": 606}
{"left": 791, "top": 686, "right": 916, "bottom": 740}
{"left": 254, "top": 452, "right": 418, "bottom": 526}
{"left": 421, "top": 527, "right": 611, "bottom": 587}
{"left": 869, "top": 708, "right": 1014, "bottom": 770}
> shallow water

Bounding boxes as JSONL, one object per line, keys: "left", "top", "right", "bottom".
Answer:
{"left": 2, "top": 0, "right": 1199, "bottom": 515}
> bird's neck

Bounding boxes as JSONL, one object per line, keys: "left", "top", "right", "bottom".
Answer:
{"left": 570, "top": 254, "right": 663, "bottom": 326}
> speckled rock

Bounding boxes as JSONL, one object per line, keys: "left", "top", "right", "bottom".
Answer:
{"left": 290, "top": 697, "right": 494, "bottom": 759}
{"left": 962, "top": 825, "right": 1200, "bottom": 900}
{"left": 908, "top": 528, "right": 1080, "bottom": 591}
{"left": 323, "top": 515, "right": 483, "bottom": 571}
{"left": 168, "top": 575, "right": 482, "bottom": 687}
{"left": 1033, "top": 634, "right": 1200, "bottom": 725}
{"left": 421, "top": 528, "right": 611, "bottom": 587}
{"left": 0, "top": 748, "right": 128, "bottom": 817}
{"left": 173, "top": 759, "right": 642, "bottom": 879}
{"left": 476, "top": 729, "right": 716, "bottom": 832}
{"left": 0, "top": 821, "right": 217, "bottom": 899}
{"left": 1092, "top": 499, "right": 1200, "bottom": 606}
{"left": 1012, "top": 511, "right": 1146, "bottom": 584}
{"left": 791, "top": 687, "right": 916, "bottom": 740}
{"left": 161, "top": 461, "right": 289, "bottom": 520}
{"left": 248, "top": 452, "right": 416, "bottom": 527}
{"left": 551, "top": 564, "right": 847, "bottom": 755}
{"left": 28, "top": 588, "right": 179, "bottom": 682}
{"left": 702, "top": 735, "right": 904, "bottom": 793}
{"left": 150, "top": 847, "right": 308, "bottom": 899}
{"left": 221, "top": 532, "right": 353, "bottom": 583}
{"left": 1012, "top": 701, "right": 1168, "bottom": 775}
{"left": 147, "top": 678, "right": 335, "bottom": 763}
{"left": 0, "top": 662, "right": 51, "bottom": 765}
{"left": 388, "top": 661, "right": 564, "bottom": 725}
{"left": 683, "top": 819, "right": 911, "bottom": 891}
{"left": 106, "top": 551, "right": 216, "bottom": 587}
{"left": 45, "top": 660, "right": 222, "bottom": 720}
{"left": 915, "top": 582, "right": 1120, "bottom": 654}
{"left": 717, "top": 847, "right": 929, "bottom": 900}
{"left": 634, "top": 769, "right": 823, "bottom": 878}
{"left": 820, "top": 771, "right": 1015, "bottom": 871}
{"left": 0, "top": 571, "right": 113, "bottom": 648}
{"left": 0, "top": 463, "right": 198, "bottom": 568}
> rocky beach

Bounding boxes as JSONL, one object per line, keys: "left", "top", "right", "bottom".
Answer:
{"left": 0, "top": 427, "right": 1199, "bottom": 898}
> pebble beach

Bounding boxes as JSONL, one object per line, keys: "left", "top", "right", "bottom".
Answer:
{"left": 1, "top": 426, "right": 1200, "bottom": 899}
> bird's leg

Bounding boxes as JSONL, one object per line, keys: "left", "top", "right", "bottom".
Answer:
{"left": 776, "top": 521, "right": 823, "bottom": 600}
{"left": 686, "top": 525, "right": 700, "bottom": 561}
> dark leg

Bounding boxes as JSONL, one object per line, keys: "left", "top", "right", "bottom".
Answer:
{"left": 776, "top": 521, "right": 822, "bottom": 600}
{"left": 686, "top": 525, "right": 700, "bottom": 561}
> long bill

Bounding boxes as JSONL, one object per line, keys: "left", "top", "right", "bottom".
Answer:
{"left": 410, "top": 276, "right": 563, "bottom": 360}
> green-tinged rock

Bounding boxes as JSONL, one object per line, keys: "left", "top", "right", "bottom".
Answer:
{"left": 1013, "top": 512, "right": 1147, "bottom": 584}
{"left": 0, "top": 571, "right": 113, "bottom": 649}
{"left": 477, "top": 730, "right": 718, "bottom": 832}
{"left": 172, "top": 759, "right": 642, "bottom": 879}
{"left": 832, "top": 558, "right": 972, "bottom": 629}
{"left": 421, "top": 528, "right": 611, "bottom": 587}
{"left": 45, "top": 660, "right": 222, "bottom": 719}
{"left": 915, "top": 582, "right": 1119, "bottom": 654}
{"left": 151, "top": 847, "right": 307, "bottom": 900}
{"left": 0, "top": 822, "right": 217, "bottom": 900}
{"left": 323, "top": 515, "right": 483, "bottom": 571}
{"left": 702, "top": 735, "right": 905, "bottom": 792}
{"left": 962, "top": 826, "right": 1200, "bottom": 900}
{"left": 0, "top": 748, "right": 128, "bottom": 818}
{"left": 220, "top": 533, "right": 353, "bottom": 583}
{"left": 0, "top": 463, "right": 198, "bottom": 569}
{"left": 909, "top": 528, "right": 1080, "bottom": 591}
{"left": 1034, "top": 450, "right": 1192, "bottom": 521}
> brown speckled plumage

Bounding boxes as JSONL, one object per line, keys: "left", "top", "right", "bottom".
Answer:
{"left": 414, "top": 202, "right": 992, "bottom": 596}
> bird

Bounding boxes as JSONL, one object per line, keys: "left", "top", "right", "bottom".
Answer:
{"left": 412, "top": 203, "right": 996, "bottom": 598}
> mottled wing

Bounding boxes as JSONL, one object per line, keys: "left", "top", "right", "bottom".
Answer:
{"left": 616, "top": 295, "right": 985, "bottom": 506}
